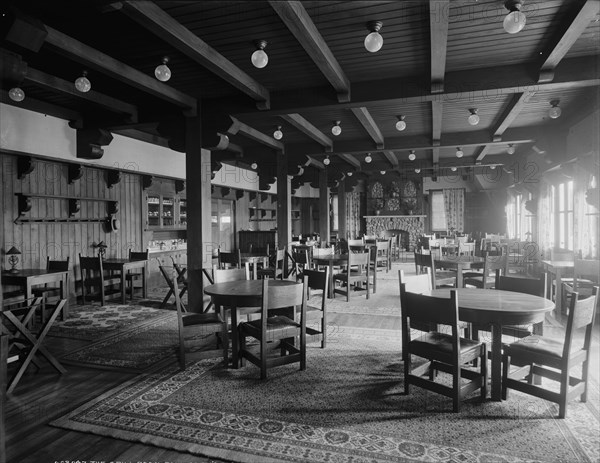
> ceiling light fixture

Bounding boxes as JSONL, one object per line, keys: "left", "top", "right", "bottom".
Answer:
{"left": 251, "top": 162, "right": 258, "bottom": 170}
{"left": 490, "top": 165, "right": 497, "bottom": 170}
{"left": 395, "top": 115, "right": 407, "bottom": 131}
{"left": 451, "top": 166, "right": 457, "bottom": 172}
{"left": 364, "top": 21, "right": 383, "bottom": 53}
{"left": 347, "top": 172, "right": 353, "bottom": 176}
{"left": 332, "top": 120, "right": 342, "bottom": 136}
{"left": 456, "top": 147, "right": 464, "bottom": 158}
{"left": 468, "top": 108, "right": 480, "bottom": 126}
{"left": 415, "top": 168, "right": 421, "bottom": 174}
{"left": 380, "top": 170, "right": 386, "bottom": 175}
{"left": 323, "top": 156, "right": 331, "bottom": 166}
{"left": 408, "top": 150, "right": 416, "bottom": 161}
{"left": 503, "top": 0, "right": 527, "bottom": 34}
{"left": 548, "top": 100, "right": 562, "bottom": 119}
{"left": 75, "top": 70, "right": 91, "bottom": 93}
{"left": 154, "top": 56, "right": 171, "bottom": 82}
{"left": 507, "top": 144, "right": 515, "bottom": 155}
{"left": 251, "top": 40, "right": 268, "bottom": 68}
{"left": 273, "top": 125, "right": 283, "bottom": 140}
{"left": 364, "top": 153, "right": 372, "bottom": 163}
{"left": 8, "top": 87, "right": 25, "bottom": 102}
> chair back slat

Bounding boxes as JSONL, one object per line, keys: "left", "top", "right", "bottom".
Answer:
{"left": 212, "top": 264, "right": 249, "bottom": 283}
{"left": 79, "top": 255, "right": 102, "bottom": 271}
{"left": 400, "top": 285, "right": 459, "bottom": 326}
{"left": 263, "top": 279, "right": 305, "bottom": 310}
{"left": 566, "top": 287, "right": 598, "bottom": 332}
{"left": 47, "top": 257, "right": 69, "bottom": 271}
{"left": 304, "top": 268, "right": 328, "bottom": 292}
{"left": 399, "top": 269, "right": 434, "bottom": 332}
{"left": 129, "top": 250, "right": 149, "bottom": 261}
{"left": 496, "top": 275, "right": 546, "bottom": 297}
{"left": 218, "top": 249, "right": 241, "bottom": 269}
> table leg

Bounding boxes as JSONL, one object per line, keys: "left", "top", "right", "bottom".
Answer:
{"left": 143, "top": 264, "right": 148, "bottom": 299}
{"left": 120, "top": 270, "right": 126, "bottom": 304}
{"left": 231, "top": 306, "right": 239, "bottom": 368}
{"left": 554, "top": 268, "right": 564, "bottom": 315}
{"left": 490, "top": 323, "right": 503, "bottom": 401}
{"left": 456, "top": 268, "right": 464, "bottom": 288}
{"left": 328, "top": 263, "right": 334, "bottom": 299}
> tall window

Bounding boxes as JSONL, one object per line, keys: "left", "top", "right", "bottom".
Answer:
{"left": 553, "top": 180, "right": 574, "bottom": 250}
{"left": 430, "top": 190, "right": 447, "bottom": 231}
{"left": 506, "top": 193, "right": 532, "bottom": 240}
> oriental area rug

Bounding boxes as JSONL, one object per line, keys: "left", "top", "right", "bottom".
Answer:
{"left": 51, "top": 337, "right": 600, "bottom": 463}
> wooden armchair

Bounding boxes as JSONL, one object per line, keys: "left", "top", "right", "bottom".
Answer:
{"left": 304, "top": 268, "right": 329, "bottom": 348}
{"left": 463, "top": 253, "right": 508, "bottom": 289}
{"left": 238, "top": 278, "right": 307, "bottom": 379}
{"left": 79, "top": 254, "right": 121, "bottom": 305}
{"left": 502, "top": 286, "right": 599, "bottom": 418}
{"left": 400, "top": 286, "right": 487, "bottom": 412}
{"left": 256, "top": 249, "right": 285, "bottom": 280}
{"left": 333, "top": 251, "right": 371, "bottom": 301}
{"left": 414, "top": 250, "right": 456, "bottom": 288}
{"left": 217, "top": 249, "right": 241, "bottom": 269}
{"left": 126, "top": 249, "right": 148, "bottom": 300}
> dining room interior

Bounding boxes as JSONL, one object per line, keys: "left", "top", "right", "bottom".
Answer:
{"left": 1, "top": 1, "right": 599, "bottom": 462}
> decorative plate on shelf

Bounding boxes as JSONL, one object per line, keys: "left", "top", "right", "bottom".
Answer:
{"left": 387, "top": 198, "right": 400, "bottom": 211}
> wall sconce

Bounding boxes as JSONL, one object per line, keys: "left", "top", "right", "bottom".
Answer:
{"left": 75, "top": 70, "right": 91, "bottom": 93}
{"left": 273, "top": 125, "right": 283, "bottom": 140}
{"left": 331, "top": 120, "right": 342, "bottom": 136}
{"left": 468, "top": 108, "right": 480, "bottom": 125}
{"left": 395, "top": 115, "right": 406, "bottom": 131}
{"left": 251, "top": 40, "right": 269, "bottom": 68}
{"left": 6, "top": 246, "right": 21, "bottom": 273}
{"left": 456, "top": 147, "right": 464, "bottom": 158}
{"left": 154, "top": 56, "right": 171, "bottom": 82}
{"left": 503, "top": 0, "right": 526, "bottom": 34}
{"left": 548, "top": 100, "right": 562, "bottom": 119}
{"left": 364, "top": 21, "right": 383, "bottom": 53}
{"left": 507, "top": 144, "right": 515, "bottom": 154}
{"left": 8, "top": 87, "right": 25, "bottom": 102}
{"left": 364, "top": 153, "right": 372, "bottom": 163}
{"left": 323, "top": 156, "right": 331, "bottom": 166}
{"left": 92, "top": 241, "right": 107, "bottom": 260}
{"left": 408, "top": 150, "right": 416, "bottom": 161}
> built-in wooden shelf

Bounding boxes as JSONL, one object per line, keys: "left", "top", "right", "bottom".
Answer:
{"left": 14, "top": 193, "right": 119, "bottom": 223}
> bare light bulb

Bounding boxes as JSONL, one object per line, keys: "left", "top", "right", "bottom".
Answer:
{"left": 415, "top": 168, "right": 421, "bottom": 174}
{"left": 395, "top": 115, "right": 406, "bottom": 131}
{"left": 408, "top": 151, "right": 416, "bottom": 161}
{"left": 549, "top": 100, "right": 562, "bottom": 119}
{"left": 490, "top": 165, "right": 497, "bottom": 170}
{"left": 503, "top": 2, "right": 526, "bottom": 34}
{"left": 364, "top": 21, "right": 383, "bottom": 53}
{"left": 332, "top": 121, "right": 342, "bottom": 136}
{"left": 507, "top": 144, "right": 515, "bottom": 155}
{"left": 251, "top": 40, "right": 268, "bottom": 69}
{"left": 155, "top": 57, "right": 171, "bottom": 82}
{"left": 75, "top": 71, "right": 91, "bottom": 92}
{"left": 347, "top": 172, "right": 353, "bottom": 176}
{"left": 273, "top": 126, "right": 283, "bottom": 140}
{"left": 380, "top": 170, "right": 386, "bottom": 175}
{"left": 8, "top": 87, "right": 25, "bottom": 102}
{"left": 365, "top": 154, "right": 372, "bottom": 163}
{"left": 456, "top": 147, "right": 464, "bottom": 158}
{"left": 323, "top": 156, "right": 331, "bottom": 166}
{"left": 468, "top": 109, "right": 480, "bottom": 126}
{"left": 451, "top": 166, "right": 457, "bottom": 172}
{"left": 251, "top": 162, "right": 258, "bottom": 170}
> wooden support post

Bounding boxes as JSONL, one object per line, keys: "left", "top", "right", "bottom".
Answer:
{"left": 338, "top": 177, "right": 347, "bottom": 241}
{"left": 319, "top": 169, "right": 330, "bottom": 246}
{"left": 277, "top": 153, "right": 291, "bottom": 276}
{"left": 0, "top": 333, "right": 6, "bottom": 463}
{"left": 185, "top": 111, "right": 212, "bottom": 313}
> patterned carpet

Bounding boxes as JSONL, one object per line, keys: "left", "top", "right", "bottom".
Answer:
{"left": 51, "top": 337, "right": 600, "bottom": 463}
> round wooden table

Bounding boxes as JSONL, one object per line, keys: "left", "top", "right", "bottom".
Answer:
{"left": 204, "top": 280, "right": 298, "bottom": 367}
{"left": 431, "top": 288, "right": 555, "bottom": 401}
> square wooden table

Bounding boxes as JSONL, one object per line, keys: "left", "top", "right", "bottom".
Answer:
{"left": 103, "top": 258, "right": 148, "bottom": 303}
{"left": 2, "top": 269, "right": 69, "bottom": 317}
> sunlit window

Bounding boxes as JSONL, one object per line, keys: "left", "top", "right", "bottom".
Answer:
{"left": 431, "top": 190, "right": 447, "bottom": 231}
{"left": 553, "top": 180, "right": 574, "bottom": 250}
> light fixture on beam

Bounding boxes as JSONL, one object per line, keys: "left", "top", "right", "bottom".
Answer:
{"left": 75, "top": 70, "right": 91, "bottom": 93}
{"left": 415, "top": 168, "right": 421, "bottom": 174}
{"left": 273, "top": 125, "right": 283, "bottom": 140}
{"left": 251, "top": 162, "right": 258, "bottom": 170}
{"left": 251, "top": 40, "right": 269, "bottom": 68}
{"left": 467, "top": 108, "right": 480, "bottom": 126}
{"left": 456, "top": 147, "right": 464, "bottom": 158}
{"left": 323, "top": 155, "right": 331, "bottom": 166}
{"left": 507, "top": 143, "right": 515, "bottom": 154}
{"left": 503, "top": 0, "right": 526, "bottom": 34}
{"left": 548, "top": 100, "right": 562, "bottom": 119}
{"left": 380, "top": 170, "right": 386, "bottom": 175}
{"left": 364, "top": 21, "right": 383, "bottom": 53}
{"left": 408, "top": 150, "right": 416, "bottom": 161}
{"left": 450, "top": 166, "right": 457, "bottom": 172}
{"left": 347, "top": 172, "right": 353, "bottom": 176}
{"left": 490, "top": 165, "right": 497, "bottom": 170}
{"left": 331, "top": 120, "right": 342, "bottom": 136}
{"left": 8, "top": 87, "right": 25, "bottom": 102}
{"left": 395, "top": 115, "right": 406, "bottom": 131}
{"left": 154, "top": 56, "right": 171, "bottom": 82}
{"left": 364, "top": 153, "right": 372, "bottom": 163}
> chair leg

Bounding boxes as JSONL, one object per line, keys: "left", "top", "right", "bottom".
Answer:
{"left": 581, "top": 357, "right": 590, "bottom": 403}
{"left": 321, "top": 317, "right": 326, "bottom": 349}
{"left": 403, "top": 353, "right": 411, "bottom": 395}
{"left": 502, "top": 354, "right": 509, "bottom": 400}
{"left": 481, "top": 347, "right": 488, "bottom": 401}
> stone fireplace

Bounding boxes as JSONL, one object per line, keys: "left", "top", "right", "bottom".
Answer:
{"left": 365, "top": 215, "right": 426, "bottom": 250}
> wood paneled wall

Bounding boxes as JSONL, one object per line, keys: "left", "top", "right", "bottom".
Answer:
{"left": 1, "top": 153, "right": 142, "bottom": 299}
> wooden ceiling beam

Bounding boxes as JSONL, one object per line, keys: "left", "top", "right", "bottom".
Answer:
{"left": 538, "top": 0, "right": 600, "bottom": 83}
{"left": 279, "top": 113, "right": 332, "bottom": 151}
{"left": 431, "top": 101, "right": 443, "bottom": 164}
{"left": 1, "top": 90, "right": 82, "bottom": 123}
{"left": 42, "top": 25, "right": 197, "bottom": 114}
{"left": 118, "top": 1, "right": 270, "bottom": 110}
{"left": 24, "top": 67, "right": 138, "bottom": 120}
{"left": 382, "top": 150, "right": 399, "bottom": 168}
{"left": 491, "top": 91, "right": 534, "bottom": 140}
{"left": 269, "top": 1, "right": 350, "bottom": 103}
{"left": 227, "top": 116, "right": 284, "bottom": 152}
{"left": 233, "top": 57, "right": 599, "bottom": 117}
{"left": 111, "top": 129, "right": 170, "bottom": 148}
{"left": 475, "top": 145, "right": 491, "bottom": 162}
{"left": 429, "top": 0, "right": 449, "bottom": 94}
{"left": 338, "top": 153, "right": 361, "bottom": 169}
{"left": 351, "top": 107, "right": 384, "bottom": 149}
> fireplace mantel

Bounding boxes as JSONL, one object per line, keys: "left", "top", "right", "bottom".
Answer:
{"left": 364, "top": 215, "right": 426, "bottom": 250}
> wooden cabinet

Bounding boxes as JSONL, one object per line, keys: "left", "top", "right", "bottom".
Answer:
{"left": 144, "top": 178, "right": 186, "bottom": 230}
{"left": 239, "top": 230, "right": 277, "bottom": 252}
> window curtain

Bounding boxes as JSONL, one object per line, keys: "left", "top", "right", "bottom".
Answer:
{"left": 574, "top": 166, "right": 598, "bottom": 258}
{"left": 442, "top": 188, "right": 464, "bottom": 233}
{"left": 345, "top": 191, "right": 362, "bottom": 240}
{"left": 537, "top": 179, "right": 554, "bottom": 256}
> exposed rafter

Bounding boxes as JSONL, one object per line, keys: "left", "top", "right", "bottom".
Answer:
{"left": 1, "top": 90, "right": 82, "bottom": 123}
{"left": 279, "top": 113, "right": 332, "bottom": 151}
{"left": 227, "top": 116, "right": 284, "bottom": 152}
{"left": 538, "top": 0, "right": 600, "bottom": 83}
{"left": 382, "top": 150, "right": 399, "bottom": 168}
{"left": 25, "top": 67, "right": 138, "bottom": 120}
{"left": 351, "top": 107, "right": 384, "bottom": 149}
{"left": 338, "top": 153, "right": 361, "bottom": 169}
{"left": 431, "top": 101, "right": 443, "bottom": 164}
{"left": 269, "top": 0, "right": 351, "bottom": 103}
{"left": 429, "top": 0, "right": 449, "bottom": 94}
{"left": 118, "top": 1, "right": 270, "bottom": 110}
{"left": 41, "top": 25, "right": 197, "bottom": 114}
{"left": 491, "top": 92, "right": 534, "bottom": 141}
{"left": 475, "top": 145, "right": 492, "bottom": 162}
